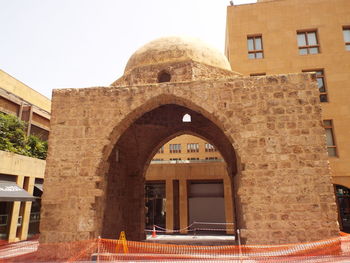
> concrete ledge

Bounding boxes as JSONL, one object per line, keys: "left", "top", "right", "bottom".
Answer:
{"left": 0, "top": 150, "right": 46, "bottom": 178}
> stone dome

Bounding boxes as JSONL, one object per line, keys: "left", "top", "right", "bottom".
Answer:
{"left": 124, "top": 36, "right": 232, "bottom": 73}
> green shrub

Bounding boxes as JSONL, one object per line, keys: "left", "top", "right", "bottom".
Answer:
{"left": 0, "top": 112, "right": 48, "bottom": 159}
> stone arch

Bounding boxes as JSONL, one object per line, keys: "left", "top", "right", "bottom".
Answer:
{"left": 98, "top": 96, "right": 240, "bottom": 241}
{"left": 98, "top": 93, "right": 241, "bottom": 175}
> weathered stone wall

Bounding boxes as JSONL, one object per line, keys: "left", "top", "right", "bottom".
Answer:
{"left": 40, "top": 73, "right": 339, "bottom": 244}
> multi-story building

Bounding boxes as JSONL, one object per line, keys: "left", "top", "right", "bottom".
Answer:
{"left": 0, "top": 69, "right": 49, "bottom": 242}
{"left": 225, "top": 0, "right": 350, "bottom": 231}
{"left": 146, "top": 135, "right": 235, "bottom": 233}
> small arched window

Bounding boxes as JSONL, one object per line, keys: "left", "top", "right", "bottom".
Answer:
{"left": 182, "top": 113, "right": 191, "bottom": 123}
{"left": 158, "top": 70, "right": 171, "bottom": 83}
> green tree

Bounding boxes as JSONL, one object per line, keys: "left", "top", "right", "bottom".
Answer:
{"left": 0, "top": 112, "right": 48, "bottom": 159}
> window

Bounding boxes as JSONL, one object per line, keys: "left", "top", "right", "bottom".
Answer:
{"left": 182, "top": 114, "right": 191, "bottom": 122}
{"left": 323, "top": 120, "right": 337, "bottom": 157}
{"left": 302, "top": 69, "right": 328, "bottom": 102}
{"left": 343, "top": 27, "right": 350, "bottom": 51}
{"left": 247, "top": 35, "right": 264, "bottom": 59}
{"left": 188, "top": 158, "right": 199, "bottom": 161}
{"left": 297, "top": 30, "right": 320, "bottom": 55}
{"left": 187, "top": 143, "right": 199, "bottom": 153}
{"left": 158, "top": 70, "right": 171, "bottom": 83}
{"left": 170, "top": 158, "right": 181, "bottom": 161}
{"left": 205, "top": 143, "right": 217, "bottom": 152}
{"left": 250, "top": 73, "right": 266, "bottom": 76}
{"left": 157, "top": 146, "right": 164, "bottom": 154}
{"left": 169, "top": 144, "right": 181, "bottom": 153}
{"left": 205, "top": 157, "right": 218, "bottom": 160}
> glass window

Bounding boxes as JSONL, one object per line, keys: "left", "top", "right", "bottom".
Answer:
{"left": 247, "top": 35, "right": 264, "bottom": 59}
{"left": 307, "top": 32, "right": 317, "bottom": 45}
{"left": 297, "top": 30, "right": 320, "bottom": 55}
{"left": 187, "top": 143, "right": 199, "bottom": 153}
{"left": 343, "top": 27, "right": 350, "bottom": 51}
{"left": 247, "top": 38, "right": 254, "bottom": 51}
{"left": 205, "top": 143, "right": 217, "bottom": 152}
{"left": 303, "top": 69, "right": 328, "bottom": 102}
{"left": 255, "top": 37, "right": 262, "bottom": 50}
{"left": 323, "top": 120, "right": 337, "bottom": 157}
{"left": 297, "top": 34, "right": 306, "bottom": 46}
{"left": 169, "top": 144, "right": 181, "bottom": 153}
{"left": 157, "top": 145, "right": 164, "bottom": 154}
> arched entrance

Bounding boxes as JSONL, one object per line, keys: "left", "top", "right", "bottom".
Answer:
{"left": 40, "top": 36, "right": 339, "bottom": 245}
{"left": 101, "top": 103, "right": 238, "bottom": 241}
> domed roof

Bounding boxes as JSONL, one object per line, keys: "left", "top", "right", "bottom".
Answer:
{"left": 125, "top": 36, "right": 232, "bottom": 73}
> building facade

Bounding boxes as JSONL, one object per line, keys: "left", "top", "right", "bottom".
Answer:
{"left": 146, "top": 135, "right": 234, "bottom": 234}
{"left": 0, "top": 70, "right": 49, "bottom": 242}
{"left": 225, "top": 0, "right": 350, "bottom": 231}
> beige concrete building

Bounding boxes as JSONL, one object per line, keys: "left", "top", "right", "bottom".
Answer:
{"left": 40, "top": 36, "right": 338, "bottom": 245}
{"left": 225, "top": 0, "right": 350, "bottom": 231}
{"left": 145, "top": 135, "right": 231, "bottom": 233}
{"left": 0, "top": 70, "right": 49, "bottom": 242}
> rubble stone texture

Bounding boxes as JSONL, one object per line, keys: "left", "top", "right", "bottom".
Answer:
{"left": 40, "top": 36, "right": 339, "bottom": 245}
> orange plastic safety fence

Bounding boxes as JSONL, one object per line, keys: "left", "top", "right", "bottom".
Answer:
{"left": 0, "top": 233, "right": 350, "bottom": 262}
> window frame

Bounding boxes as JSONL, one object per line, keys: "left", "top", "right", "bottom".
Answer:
{"left": 169, "top": 144, "right": 181, "bottom": 154}
{"left": 157, "top": 145, "right": 164, "bottom": 154}
{"left": 247, "top": 35, "right": 264, "bottom": 59}
{"left": 343, "top": 26, "right": 350, "bottom": 51}
{"left": 205, "top": 143, "right": 217, "bottom": 152}
{"left": 323, "top": 120, "right": 338, "bottom": 157}
{"left": 187, "top": 143, "right": 199, "bottom": 153}
{"left": 297, "top": 30, "right": 320, "bottom": 55}
{"left": 302, "top": 69, "right": 328, "bottom": 102}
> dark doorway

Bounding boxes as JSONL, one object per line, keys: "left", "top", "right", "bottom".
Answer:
{"left": 335, "top": 185, "right": 350, "bottom": 233}
{"left": 145, "top": 182, "right": 166, "bottom": 230}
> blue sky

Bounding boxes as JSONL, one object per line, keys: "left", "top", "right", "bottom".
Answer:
{"left": 0, "top": 0, "right": 257, "bottom": 98}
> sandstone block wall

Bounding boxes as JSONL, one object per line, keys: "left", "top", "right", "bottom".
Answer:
{"left": 40, "top": 73, "right": 339, "bottom": 244}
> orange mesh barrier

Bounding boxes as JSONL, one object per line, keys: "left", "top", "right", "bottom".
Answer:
{"left": 1, "top": 233, "right": 350, "bottom": 262}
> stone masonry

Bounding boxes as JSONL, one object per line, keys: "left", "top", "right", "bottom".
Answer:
{"left": 40, "top": 37, "right": 339, "bottom": 245}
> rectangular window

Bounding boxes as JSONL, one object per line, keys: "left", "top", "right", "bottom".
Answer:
{"left": 205, "top": 143, "right": 217, "bottom": 152}
{"left": 343, "top": 27, "right": 350, "bottom": 51}
{"left": 247, "top": 35, "right": 264, "bottom": 59}
{"left": 297, "top": 30, "right": 320, "bottom": 55}
{"left": 187, "top": 157, "right": 199, "bottom": 161}
{"left": 187, "top": 143, "right": 199, "bottom": 153}
{"left": 205, "top": 157, "right": 218, "bottom": 160}
{"left": 170, "top": 158, "right": 181, "bottom": 161}
{"left": 169, "top": 144, "right": 181, "bottom": 153}
{"left": 302, "top": 69, "right": 328, "bottom": 102}
{"left": 157, "top": 145, "right": 164, "bottom": 154}
{"left": 323, "top": 120, "right": 337, "bottom": 157}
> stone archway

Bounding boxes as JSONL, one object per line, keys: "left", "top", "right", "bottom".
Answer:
{"left": 40, "top": 36, "right": 339, "bottom": 245}
{"left": 100, "top": 103, "right": 238, "bottom": 240}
